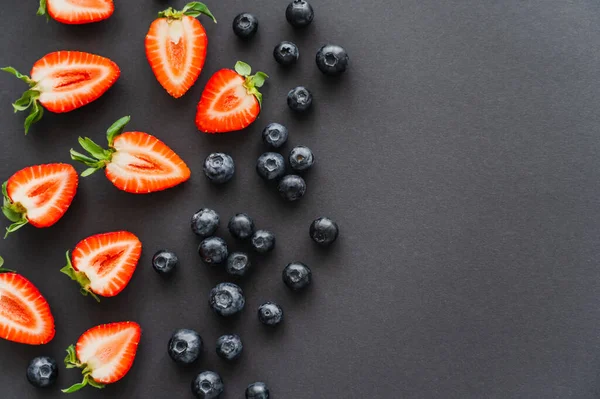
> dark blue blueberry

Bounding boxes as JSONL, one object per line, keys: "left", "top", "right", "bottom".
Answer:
{"left": 262, "top": 123, "right": 289, "bottom": 148}
{"left": 282, "top": 262, "right": 312, "bottom": 291}
{"left": 251, "top": 230, "right": 276, "bottom": 254}
{"left": 289, "top": 146, "right": 315, "bottom": 172}
{"left": 204, "top": 153, "right": 235, "bottom": 184}
{"left": 191, "top": 208, "right": 220, "bottom": 237}
{"left": 246, "top": 382, "right": 270, "bottom": 399}
{"left": 226, "top": 252, "right": 252, "bottom": 277}
{"left": 316, "top": 44, "right": 349, "bottom": 76}
{"left": 168, "top": 329, "right": 203, "bottom": 365}
{"left": 228, "top": 213, "right": 255, "bottom": 240}
{"left": 256, "top": 152, "right": 286, "bottom": 181}
{"left": 286, "top": 0, "right": 314, "bottom": 27}
{"left": 258, "top": 302, "right": 284, "bottom": 326}
{"left": 287, "top": 86, "right": 312, "bottom": 112}
{"left": 278, "top": 175, "right": 306, "bottom": 201}
{"left": 209, "top": 283, "right": 245, "bottom": 316}
{"left": 273, "top": 41, "right": 299, "bottom": 66}
{"left": 310, "top": 217, "right": 339, "bottom": 246}
{"left": 26, "top": 356, "right": 57, "bottom": 388}
{"left": 152, "top": 250, "right": 178, "bottom": 276}
{"left": 191, "top": 371, "right": 224, "bottom": 399}
{"left": 199, "top": 237, "right": 228, "bottom": 265}
{"left": 233, "top": 13, "right": 259, "bottom": 40}
{"left": 216, "top": 334, "right": 243, "bottom": 361}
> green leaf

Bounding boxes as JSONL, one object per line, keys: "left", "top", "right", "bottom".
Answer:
{"left": 70, "top": 149, "right": 99, "bottom": 165}
{"left": 4, "top": 219, "right": 28, "bottom": 238}
{"left": 64, "top": 344, "right": 78, "bottom": 367}
{"left": 13, "top": 90, "right": 39, "bottom": 111}
{"left": 182, "top": 2, "right": 217, "bottom": 22}
{"left": 37, "top": 0, "right": 50, "bottom": 21}
{"left": 2, "top": 182, "right": 8, "bottom": 199}
{"left": 235, "top": 61, "right": 252, "bottom": 77}
{"left": 61, "top": 254, "right": 99, "bottom": 302}
{"left": 80, "top": 168, "right": 100, "bottom": 177}
{"left": 252, "top": 90, "right": 263, "bottom": 107}
{"left": 0, "top": 256, "right": 13, "bottom": 273}
{"left": 87, "top": 378, "right": 105, "bottom": 389}
{"left": 106, "top": 116, "right": 130, "bottom": 146}
{"left": 1, "top": 67, "right": 35, "bottom": 86}
{"left": 2, "top": 206, "right": 22, "bottom": 223}
{"left": 78, "top": 137, "right": 108, "bottom": 160}
{"left": 23, "top": 100, "right": 43, "bottom": 135}
{"left": 250, "top": 71, "right": 269, "bottom": 88}
{"left": 61, "top": 380, "right": 88, "bottom": 394}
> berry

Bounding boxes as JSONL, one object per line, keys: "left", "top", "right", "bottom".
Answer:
{"left": 287, "top": 86, "right": 312, "bottom": 112}
{"left": 289, "top": 146, "right": 315, "bottom": 172}
{"left": 282, "top": 262, "right": 312, "bottom": 290}
{"left": 310, "top": 217, "right": 339, "bottom": 246}
{"left": 273, "top": 41, "right": 299, "bottom": 66}
{"left": 285, "top": 0, "right": 314, "bottom": 28}
{"left": 191, "top": 371, "right": 224, "bottom": 399}
{"left": 26, "top": 356, "right": 58, "bottom": 388}
{"left": 152, "top": 250, "right": 178, "bottom": 276}
{"left": 258, "top": 302, "right": 283, "bottom": 326}
{"left": 228, "top": 213, "right": 255, "bottom": 240}
{"left": 278, "top": 175, "right": 306, "bottom": 201}
{"left": 204, "top": 153, "right": 235, "bottom": 184}
{"left": 216, "top": 334, "right": 243, "bottom": 360}
{"left": 226, "top": 252, "right": 252, "bottom": 277}
{"left": 168, "top": 329, "right": 203, "bottom": 365}
{"left": 191, "top": 208, "right": 220, "bottom": 237}
{"left": 262, "top": 122, "right": 289, "bottom": 148}
{"left": 209, "top": 283, "right": 245, "bottom": 316}
{"left": 251, "top": 230, "right": 276, "bottom": 253}
{"left": 256, "top": 152, "right": 286, "bottom": 181}
{"left": 316, "top": 44, "right": 349, "bottom": 76}
{"left": 246, "top": 382, "right": 270, "bottom": 399}
{"left": 233, "top": 13, "right": 258, "bottom": 40}
{"left": 198, "top": 237, "right": 229, "bottom": 265}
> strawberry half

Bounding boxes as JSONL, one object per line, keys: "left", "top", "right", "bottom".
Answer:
{"left": 70, "top": 116, "right": 191, "bottom": 193}
{"left": 2, "top": 51, "right": 120, "bottom": 133}
{"left": 196, "top": 61, "right": 268, "bottom": 133}
{"left": 0, "top": 257, "right": 56, "bottom": 345}
{"left": 61, "top": 231, "right": 142, "bottom": 302}
{"left": 63, "top": 321, "right": 141, "bottom": 393}
{"left": 2, "top": 163, "right": 78, "bottom": 237}
{"left": 37, "top": 0, "right": 114, "bottom": 24}
{"left": 145, "top": 2, "right": 216, "bottom": 98}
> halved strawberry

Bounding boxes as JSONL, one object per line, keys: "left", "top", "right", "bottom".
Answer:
{"left": 70, "top": 116, "right": 191, "bottom": 193}
{"left": 61, "top": 231, "right": 142, "bottom": 302}
{"left": 37, "top": 0, "right": 114, "bottom": 24}
{"left": 0, "top": 257, "right": 56, "bottom": 345}
{"left": 196, "top": 61, "right": 268, "bottom": 133}
{"left": 145, "top": 2, "right": 216, "bottom": 98}
{"left": 62, "top": 321, "right": 141, "bottom": 393}
{"left": 2, "top": 163, "right": 78, "bottom": 237}
{"left": 2, "top": 51, "right": 120, "bottom": 133}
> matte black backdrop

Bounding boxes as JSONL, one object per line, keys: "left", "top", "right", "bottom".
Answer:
{"left": 1, "top": 1, "right": 600, "bottom": 398}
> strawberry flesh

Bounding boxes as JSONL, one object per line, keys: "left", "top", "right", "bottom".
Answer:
{"left": 39, "top": 0, "right": 114, "bottom": 25}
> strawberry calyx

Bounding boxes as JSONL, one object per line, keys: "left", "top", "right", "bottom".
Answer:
{"left": 235, "top": 61, "right": 268, "bottom": 107}
{"left": 158, "top": 2, "right": 216, "bottom": 23}
{"left": 0, "top": 256, "right": 16, "bottom": 273}
{"left": 62, "top": 344, "right": 106, "bottom": 393}
{"left": 1, "top": 67, "right": 44, "bottom": 134}
{"left": 60, "top": 251, "right": 101, "bottom": 302}
{"left": 36, "top": 0, "right": 50, "bottom": 21}
{"left": 1, "top": 181, "right": 28, "bottom": 238}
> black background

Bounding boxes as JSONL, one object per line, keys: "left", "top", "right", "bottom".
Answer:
{"left": 1, "top": 0, "right": 600, "bottom": 398}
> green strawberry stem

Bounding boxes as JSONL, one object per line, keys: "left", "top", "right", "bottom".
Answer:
{"left": 158, "top": 2, "right": 217, "bottom": 23}
{"left": 0, "top": 256, "right": 15, "bottom": 273}
{"left": 1, "top": 181, "right": 28, "bottom": 238}
{"left": 234, "top": 61, "right": 268, "bottom": 107}
{"left": 60, "top": 251, "right": 100, "bottom": 302}
{"left": 36, "top": 0, "right": 50, "bottom": 21}
{"left": 1, "top": 67, "right": 44, "bottom": 134}
{"left": 62, "top": 345, "right": 106, "bottom": 393}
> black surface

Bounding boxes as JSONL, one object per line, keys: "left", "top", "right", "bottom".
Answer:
{"left": 1, "top": 1, "right": 600, "bottom": 398}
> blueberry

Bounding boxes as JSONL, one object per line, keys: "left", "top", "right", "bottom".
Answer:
{"left": 310, "top": 217, "right": 339, "bottom": 246}
{"left": 262, "top": 123, "right": 289, "bottom": 148}
{"left": 191, "top": 208, "right": 220, "bottom": 237}
{"left": 228, "top": 213, "right": 255, "bottom": 240}
{"left": 216, "top": 334, "right": 243, "bottom": 361}
{"left": 152, "top": 250, "right": 178, "bottom": 276}
{"left": 282, "top": 262, "right": 312, "bottom": 291}
{"left": 226, "top": 252, "right": 251, "bottom": 277}
{"left": 251, "top": 230, "right": 276, "bottom": 253}
{"left": 256, "top": 152, "right": 286, "bottom": 181}
{"left": 191, "top": 371, "right": 224, "bottom": 399}
{"left": 316, "top": 44, "right": 349, "bottom": 76}
{"left": 233, "top": 13, "right": 258, "bottom": 40}
{"left": 273, "top": 41, "right": 299, "bottom": 66}
{"left": 209, "top": 283, "right": 245, "bottom": 316}
{"left": 278, "top": 175, "right": 306, "bottom": 201}
{"left": 258, "top": 302, "right": 284, "bottom": 326}
{"left": 289, "top": 146, "right": 315, "bottom": 172}
{"left": 286, "top": 0, "right": 314, "bottom": 28}
{"left": 26, "top": 356, "right": 57, "bottom": 388}
{"left": 204, "top": 153, "right": 235, "bottom": 184}
{"left": 287, "top": 86, "right": 312, "bottom": 112}
{"left": 246, "top": 382, "right": 270, "bottom": 399}
{"left": 168, "top": 329, "right": 203, "bottom": 365}
{"left": 198, "top": 237, "right": 228, "bottom": 265}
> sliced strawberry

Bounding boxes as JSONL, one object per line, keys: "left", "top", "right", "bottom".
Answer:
{"left": 70, "top": 116, "right": 191, "bottom": 193}
{"left": 196, "top": 61, "right": 268, "bottom": 133}
{"left": 145, "top": 2, "right": 216, "bottom": 98}
{"left": 37, "top": 0, "right": 114, "bottom": 24}
{"left": 63, "top": 321, "right": 141, "bottom": 393}
{"left": 2, "top": 51, "right": 120, "bottom": 133}
{"left": 2, "top": 163, "right": 78, "bottom": 237}
{"left": 61, "top": 231, "right": 142, "bottom": 301}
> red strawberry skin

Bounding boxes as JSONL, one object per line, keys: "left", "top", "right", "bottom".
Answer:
{"left": 45, "top": 0, "right": 114, "bottom": 24}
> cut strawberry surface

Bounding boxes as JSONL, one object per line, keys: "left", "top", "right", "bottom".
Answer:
{"left": 37, "top": 0, "right": 114, "bottom": 24}
{"left": 70, "top": 116, "right": 191, "bottom": 193}
{"left": 61, "top": 231, "right": 142, "bottom": 301}
{"left": 2, "top": 51, "right": 120, "bottom": 133}
{"left": 196, "top": 61, "right": 268, "bottom": 133}
{"left": 63, "top": 321, "right": 141, "bottom": 393}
